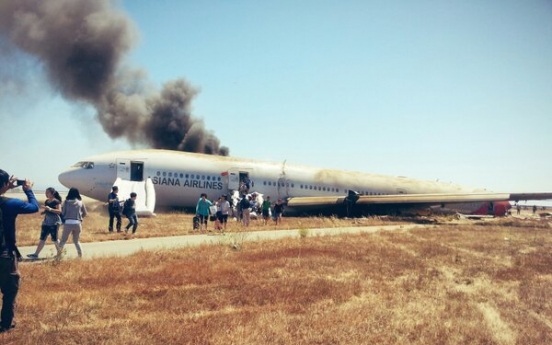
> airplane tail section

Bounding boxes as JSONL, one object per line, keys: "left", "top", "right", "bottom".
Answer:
{"left": 114, "top": 177, "right": 156, "bottom": 217}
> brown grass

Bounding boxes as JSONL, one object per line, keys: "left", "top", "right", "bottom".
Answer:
{"left": 2, "top": 204, "right": 552, "bottom": 344}
{"left": 14, "top": 200, "right": 405, "bottom": 247}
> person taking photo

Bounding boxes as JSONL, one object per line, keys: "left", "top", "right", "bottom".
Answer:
{"left": 0, "top": 169, "right": 39, "bottom": 333}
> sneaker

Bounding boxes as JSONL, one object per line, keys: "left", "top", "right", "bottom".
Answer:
{"left": 27, "top": 253, "right": 38, "bottom": 259}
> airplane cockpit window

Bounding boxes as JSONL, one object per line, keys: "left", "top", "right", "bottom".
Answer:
{"left": 71, "top": 161, "right": 94, "bottom": 169}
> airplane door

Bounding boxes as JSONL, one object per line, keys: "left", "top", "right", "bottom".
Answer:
{"left": 227, "top": 169, "right": 240, "bottom": 190}
{"left": 130, "top": 161, "right": 144, "bottom": 181}
{"left": 117, "top": 159, "right": 145, "bottom": 181}
{"left": 117, "top": 159, "right": 131, "bottom": 180}
{"left": 227, "top": 168, "right": 252, "bottom": 193}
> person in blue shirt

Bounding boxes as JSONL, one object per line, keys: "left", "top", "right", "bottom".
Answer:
{"left": 107, "top": 186, "right": 122, "bottom": 232}
{"left": 123, "top": 192, "right": 138, "bottom": 234}
{"left": 0, "top": 169, "right": 39, "bottom": 333}
{"left": 195, "top": 193, "right": 212, "bottom": 232}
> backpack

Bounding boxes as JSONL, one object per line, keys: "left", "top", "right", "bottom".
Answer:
{"left": 122, "top": 198, "right": 132, "bottom": 216}
{"left": 240, "top": 197, "right": 250, "bottom": 209}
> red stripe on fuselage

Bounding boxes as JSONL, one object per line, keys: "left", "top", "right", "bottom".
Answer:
{"left": 472, "top": 201, "right": 511, "bottom": 216}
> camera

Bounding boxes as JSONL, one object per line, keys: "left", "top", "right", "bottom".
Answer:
{"left": 16, "top": 179, "right": 25, "bottom": 186}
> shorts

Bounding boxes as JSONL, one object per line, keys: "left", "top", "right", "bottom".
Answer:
{"left": 218, "top": 214, "right": 228, "bottom": 224}
{"left": 197, "top": 214, "right": 208, "bottom": 224}
{"left": 40, "top": 224, "right": 59, "bottom": 241}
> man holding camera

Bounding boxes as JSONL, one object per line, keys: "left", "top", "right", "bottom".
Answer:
{"left": 0, "top": 170, "right": 39, "bottom": 333}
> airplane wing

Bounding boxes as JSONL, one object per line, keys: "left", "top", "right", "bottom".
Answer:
{"left": 287, "top": 192, "right": 552, "bottom": 208}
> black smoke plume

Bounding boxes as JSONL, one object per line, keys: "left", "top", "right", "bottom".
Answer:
{"left": 0, "top": 0, "right": 229, "bottom": 156}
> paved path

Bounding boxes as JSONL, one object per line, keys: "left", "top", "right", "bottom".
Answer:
{"left": 19, "top": 224, "right": 427, "bottom": 261}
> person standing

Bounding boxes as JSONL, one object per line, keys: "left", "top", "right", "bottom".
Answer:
{"left": 219, "top": 195, "right": 231, "bottom": 232}
{"left": 240, "top": 195, "right": 252, "bottom": 227}
{"left": 107, "top": 186, "right": 122, "bottom": 232}
{"left": 123, "top": 193, "right": 138, "bottom": 234}
{"left": 273, "top": 199, "right": 284, "bottom": 225}
{"left": 214, "top": 196, "right": 223, "bottom": 231}
{"left": 261, "top": 196, "right": 272, "bottom": 225}
{"left": 27, "top": 187, "right": 63, "bottom": 259}
{"left": 59, "top": 187, "right": 87, "bottom": 258}
{"left": 195, "top": 193, "right": 212, "bottom": 232}
{"left": 0, "top": 170, "right": 39, "bottom": 333}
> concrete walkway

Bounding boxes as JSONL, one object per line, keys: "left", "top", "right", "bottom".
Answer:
{"left": 18, "top": 224, "right": 427, "bottom": 261}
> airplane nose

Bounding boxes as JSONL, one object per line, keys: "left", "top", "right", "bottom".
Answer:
{"left": 58, "top": 169, "right": 80, "bottom": 189}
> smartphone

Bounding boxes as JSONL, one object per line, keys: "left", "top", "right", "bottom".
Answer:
{"left": 16, "top": 179, "right": 25, "bottom": 186}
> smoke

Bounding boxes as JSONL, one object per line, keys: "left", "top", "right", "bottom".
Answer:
{"left": 0, "top": 0, "right": 228, "bottom": 155}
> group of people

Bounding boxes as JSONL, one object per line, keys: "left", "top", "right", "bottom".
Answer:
{"left": 26, "top": 185, "right": 138, "bottom": 262}
{"left": 26, "top": 187, "right": 87, "bottom": 260}
{"left": 195, "top": 193, "right": 231, "bottom": 232}
{"left": 27, "top": 185, "right": 140, "bottom": 262}
{"left": 107, "top": 186, "right": 138, "bottom": 234}
{"left": 0, "top": 166, "right": 292, "bottom": 334}
{"left": 0, "top": 171, "right": 141, "bottom": 334}
{"left": 195, "top": 192, "right": 285, "bottom": 230}
{"left": 240, "top": 194, "right": 285, "bottom": 226}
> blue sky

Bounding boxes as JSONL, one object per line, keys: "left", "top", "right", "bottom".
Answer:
{"left": 1, "top": 0, "right": 551, "bottom": 197}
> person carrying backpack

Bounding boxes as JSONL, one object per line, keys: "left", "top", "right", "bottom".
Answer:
{"left": 107, "top": 186, "right": 122, "bottom": 232}
{"left": 240, "top": 195, "right": 253, "bottom": 227}
{"left": 0, "top": 169, "right": 39, "bottom": 333}
{"left": 123, "top": 193, "right": 138, "bottom": 234}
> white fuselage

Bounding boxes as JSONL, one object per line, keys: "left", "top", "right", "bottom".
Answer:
{"left": 58, "top": 149, "right": 487, "bottom": 214}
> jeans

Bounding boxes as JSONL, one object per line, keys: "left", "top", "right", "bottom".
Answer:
{"left": 0, "top": 255, "right": 19, "bottom": 330}
{"left": 108, "top": 209, "right": 122, "bottom": 232}
{"left": 125, "top": 214, "right": 138, "bottom": 233}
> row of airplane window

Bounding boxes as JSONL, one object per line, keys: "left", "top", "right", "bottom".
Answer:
{"left": 263, "top": 180, "right": 346, "bottom": 193}
{"left": 157, "top": 171, "right": 222, "bottom": 181}
{"left": 155, "top": 171, "right": 388, "bottom": 196}
{"left": 262, "top": 181, "right": 388, "bottom": 196}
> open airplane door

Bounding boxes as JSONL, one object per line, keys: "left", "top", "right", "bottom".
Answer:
{"left": 227, "top": 169, "right": 240, "bottom": 190}
{"left": 113, "top": 177, "right": 156, "bottom": 217}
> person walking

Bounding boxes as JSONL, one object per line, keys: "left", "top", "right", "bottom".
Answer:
{"left": 59, "top": 187, "right": 87, "bottom": 258}
{"left": 219, "top": 195, "right": 231, "bottom": 232}
{"left": 0, "top": 170, "right": 39, "bottom": 333}
{"left": 195, "top": 193, "right": 212, "bottom": 232}
{"left": 273, "top": 199, "right": 284, "bottom": 225}
{"left": 123, "top": 193, "right": 139, "bottom": 234}
{"left": 27, "top": 187, "right": 62, "bottom": 259}
{"left": 107, "top": 186, "right": 122, "bottom": 232}
{"left": 214, "top": 196, "right": 223, "bottom": 231}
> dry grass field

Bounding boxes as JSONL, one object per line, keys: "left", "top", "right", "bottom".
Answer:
{"left": 13, "top": 199, "right": 407, "bottom": 247}
{"left": 2, "top": 198, "right": 552, "bottom": 344}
